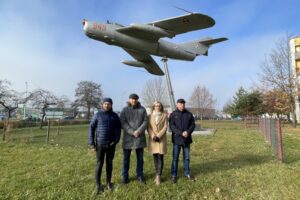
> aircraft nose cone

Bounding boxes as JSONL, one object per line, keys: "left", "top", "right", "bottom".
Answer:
{"left": 82, "top": 19, "right": 89, "bottom": 33}
{"left": 82, "top": 19, "right": 86, "bottom": 26}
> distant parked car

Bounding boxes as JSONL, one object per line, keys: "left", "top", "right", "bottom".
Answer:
{"left": 22, "top": 116, "right": 41, "bottom": 121}
{"left": 63, "top": 116, "right": 75, "bottom": 120}
{"left": 232, "top": 116, "right": 242, "bottom": 121}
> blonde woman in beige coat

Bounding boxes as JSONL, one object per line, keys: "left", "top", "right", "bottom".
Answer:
{"left": 147, "top": 101, "right": 168, "bottom": 185}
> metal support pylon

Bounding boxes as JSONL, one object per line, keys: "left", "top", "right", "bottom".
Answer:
{"left": 162, "top": 57, "right": 175, "bottom": 111}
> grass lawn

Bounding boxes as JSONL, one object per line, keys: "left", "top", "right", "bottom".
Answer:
{"left": 0, "top": 121, "right": 300, "bottom": 199}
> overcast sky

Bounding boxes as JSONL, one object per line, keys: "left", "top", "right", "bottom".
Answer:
{"left": 1, "top": 0, "right": 300, "bottom": 111}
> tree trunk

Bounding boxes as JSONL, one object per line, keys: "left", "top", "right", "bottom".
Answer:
{"left": 292, "top": 112, "right": 297, "bottom": 128}
{"left": 2, "top": 119, "right": 7, "bottom": 142}
{"left": 40, "top": 114, "right": 45, "bottom": 129}
{"left": 87, "top": 105, "right": 91, "bottom": 119}
{"left": 2, "top": 119, "right": 10, "bottom": 142}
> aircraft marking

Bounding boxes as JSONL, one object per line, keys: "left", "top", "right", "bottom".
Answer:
{"left": 182, "top": 18, "right": 190, "bottom": 24}
{"left": 93, "top": 23, "right": 106, "bottom": 31}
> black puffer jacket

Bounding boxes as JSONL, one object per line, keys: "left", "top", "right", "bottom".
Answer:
{"left": 169, "top": 109, "right": 195, "bottom": 145}
{"left": 89, "top": 109, "right": 121, "bottom": 146}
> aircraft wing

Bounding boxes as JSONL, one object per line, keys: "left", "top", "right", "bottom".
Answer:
{"left": 117, "top": 25, "right": 164, "bottom": 41}
{"left": 123, "top": 48, "right": 164, "bottom": 76}
{"left": 116, "top": 13, "right": 215, "bottom": 41}
{"left": 148, "top": 13, "right": 215, "bottom": 35}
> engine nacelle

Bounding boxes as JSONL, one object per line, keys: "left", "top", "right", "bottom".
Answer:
{"left": 130, "top": 23, "right": 175, "bottom": 38}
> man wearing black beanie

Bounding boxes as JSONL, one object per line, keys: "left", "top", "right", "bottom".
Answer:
{"left": 89, "top": 97, "right": 121, "bottom": 194}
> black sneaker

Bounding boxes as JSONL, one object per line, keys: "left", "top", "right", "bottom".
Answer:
{"left": 122, "top": 178, "right": 129, "bottom": 184}
{"left": 107, "top": 182, "right": 113, "bottom": 190}
{"left": 97, "top": 186, "right": 104, "bottom": 194}
{"left": 186, "top": 175, "right": 195, "bottom": 181}
{"left": 171, "top": 176, "right": 177, "bottom": 183}
{"left": 137, "top": 177, "right": 146, "bottom": 184}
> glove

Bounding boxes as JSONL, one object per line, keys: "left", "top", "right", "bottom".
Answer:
{"left": 153, "top": 136, "right": 160, "bottom": 142}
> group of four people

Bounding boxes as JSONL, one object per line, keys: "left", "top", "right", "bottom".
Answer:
{"left": 89, "top": 93, "right": 195, "bottom": 193}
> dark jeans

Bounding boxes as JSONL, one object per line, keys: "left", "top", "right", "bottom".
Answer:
{"left": 171, "top": 144, "right": 190, "bottom": 177}
{"left": 153, "top": 154, "right": 164, "bottom": 176}
{"left": 95, "top": 144, "right": 116, "bottom": 188}
{"left": 122, "top": 148, "right": 144, "bottom": 180}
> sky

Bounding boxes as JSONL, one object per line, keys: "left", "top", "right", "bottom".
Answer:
{"left": 1, "top": 0, "right": 300, "bottom": 111}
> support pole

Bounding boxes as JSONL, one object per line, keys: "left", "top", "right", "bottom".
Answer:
{"left": 162, "top": 57, "right": 175, "bottom": 111}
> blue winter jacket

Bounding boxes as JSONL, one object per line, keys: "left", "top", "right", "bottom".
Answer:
{"left": 169, "top": 109, "right": 195, "bottom": 145}
{"left": 89, "top": 109, "right": 121, "bottom": 146}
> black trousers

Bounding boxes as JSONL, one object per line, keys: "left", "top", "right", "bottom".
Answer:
{"left": 153, "top": 154, "right": 164, "bottom": 176}
{"left": 95, "top": 144, "right": 116, "bottom": 188}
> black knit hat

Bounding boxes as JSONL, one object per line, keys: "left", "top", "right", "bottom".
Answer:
{"left": 129, "top": 93, "right": 139, "bottom": 99}
{"left": 177, "top": 98, "right": 186, "bottom": 103}
{"left": 103, "top": 97, "right": 113, "bottom": 104}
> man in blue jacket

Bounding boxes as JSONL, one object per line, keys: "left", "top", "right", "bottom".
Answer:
{"left": 89, "top": 97, "right": 121, "bottom": 193}
{"left": 169, "top": 98, "right": 195, "bottom": 183}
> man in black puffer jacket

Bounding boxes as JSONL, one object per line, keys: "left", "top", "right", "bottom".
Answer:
{"left": 169, "top": 98, "right": 195, "bottom": 183}
{"left": 89, "top": 97, "right": 121, "bottom": 193}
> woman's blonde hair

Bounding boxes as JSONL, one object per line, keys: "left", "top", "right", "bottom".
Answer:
{"left": 152, "top": 101, "right": 164, "bottom": 112}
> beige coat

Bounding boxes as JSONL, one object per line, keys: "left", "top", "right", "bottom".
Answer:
{"left": 147, "top": 112, "right": 168, "bottom": 154}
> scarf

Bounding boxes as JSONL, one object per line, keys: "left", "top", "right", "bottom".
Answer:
{"left": 153, "top": 111, "right": 162, "bottom": 125}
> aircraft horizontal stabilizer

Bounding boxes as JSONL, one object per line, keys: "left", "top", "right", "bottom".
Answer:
{"left": 180, "top": 37, "right": 228, "bottom": 56}
{"left": 200, "top": 37, "right": 228, "bottom": 46}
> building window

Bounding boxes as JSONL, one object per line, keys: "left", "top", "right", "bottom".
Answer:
{"left": 296, "top": 45, "right": 300, "bottom": 53}
{"left": 296, "top": 60, "right": 300, "bottom": 74}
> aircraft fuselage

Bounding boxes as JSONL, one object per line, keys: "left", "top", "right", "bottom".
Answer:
{"left": 83, "top": 21, "right": 196, "bottom": 61}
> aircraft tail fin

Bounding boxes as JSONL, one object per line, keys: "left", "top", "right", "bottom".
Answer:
{"left": 180, "top": 37, "right": 228, "bottom": 56}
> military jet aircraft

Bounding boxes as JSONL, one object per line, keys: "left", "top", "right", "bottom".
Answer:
{"left": 82, "top": 12, "right": 227, "bottom": 76}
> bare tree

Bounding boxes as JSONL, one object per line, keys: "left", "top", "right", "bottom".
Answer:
{"left": 223, "top": 99, "right": 233, "bottom": 114}
{"left": 189, "top": 85, "right": 216, "bottom": 120}
{"left": 56, "top": 95, "right": 71, "bottom": 109}
{"left": 141, "top": 78, "right": 168, "bottom": 108}
{"left": 0, "top": 80, "right": 20, "bottom": 118}
{"left": 258, "top": 34, "right": 298, "bottom": 126}
{"left": 0, "top": 80, "right": 25, "bottom": 141}
{"left": 27, "top": 89, "right": 58, "bottom": 129}
{"left": 263, "top": 89, "right": 291, "bottom": 117}
{"left": 73, "top": 81, "right": 103, "bottom": 119}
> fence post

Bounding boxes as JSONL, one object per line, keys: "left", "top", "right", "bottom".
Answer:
{"left": 268, "top": 119, "right": 271, "bottom": 143}
{"left": 57, "top": 119, "right": 60, "bottom": 135}
{"left": 46, "top": 119, "right": 50, "bottom": 144}
{"left": 277, "top": 119, "right": 283, "bottom": 162}
{"left": 263, "top": 118, "right": 266, "bottom": 139}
